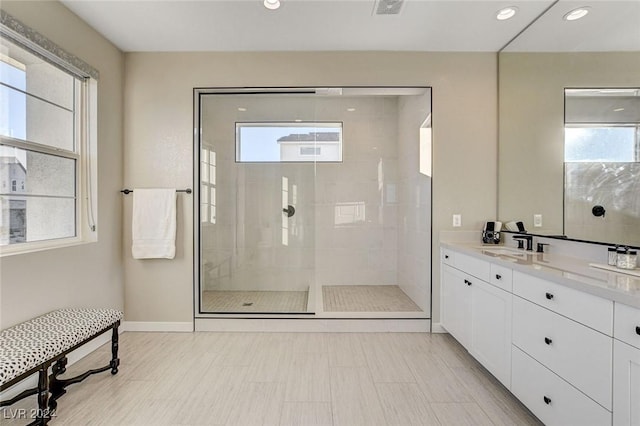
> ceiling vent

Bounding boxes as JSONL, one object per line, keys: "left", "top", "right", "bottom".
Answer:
{"left": 373, "top": 0, "right": 404, "bottom": 15}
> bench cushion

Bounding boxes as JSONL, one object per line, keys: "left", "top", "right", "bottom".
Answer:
{"left": 0, "top": 308, "right": 123, "bottom": 387}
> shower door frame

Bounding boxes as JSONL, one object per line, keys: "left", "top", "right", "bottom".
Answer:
{"left": 193, "top": 86, "right": 434, "bottom": 322}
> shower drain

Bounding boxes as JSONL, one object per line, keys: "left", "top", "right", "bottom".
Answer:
{"left": 242, "top": 302, "right": 254, "bottom": 306}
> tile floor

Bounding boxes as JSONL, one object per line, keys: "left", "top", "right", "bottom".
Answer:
{"left": 322, "top": 286, "right": 422, "bottom": 312}
{"left": 201, "top": 291, "right": 308, "bottom": 313}
{"left": 2, "top": 332, "right": 541, "bottom": 425}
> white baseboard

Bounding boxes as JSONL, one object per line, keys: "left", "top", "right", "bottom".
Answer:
{"left": 122, "top": 321, "right": 193, "bottom": 332}
{"left": 0, "top": 330, "right": 116, "bottom": 403}
{"left": 430, "top": 322, "right": 448, "bottom": 333}
{"left": 195, "top": 318, "right": 431, "bottom": 332}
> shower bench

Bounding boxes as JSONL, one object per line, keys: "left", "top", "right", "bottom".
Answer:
{"left": 0, "top": 308, "right": 123, "bottom": 425}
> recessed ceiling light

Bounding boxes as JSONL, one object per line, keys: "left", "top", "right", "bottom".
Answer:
{"left": 347, "top": 107, "right": 356, "bottom": 112}
{"left": 238, "top": 107, "right": 247, "bottom": 112}
{"left": 264, "top": 0, "right": 280, "bottom": 10}
{"left": 564, "top": 7, "right": 590, "bottom": 21}
{"left": 294, "top": 119, "right": 302, "bottom": 122}
{"left": 496, "top": 6, "right": 518, "bottom": 21}
{"left": 613, "top": 108, "right": 625, "bottom": 112}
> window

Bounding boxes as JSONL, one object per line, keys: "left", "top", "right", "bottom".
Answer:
{"left": 300, "top": 146, "right": 321, "bottom": 156}
{"left": 0, "top": 31, "right": 97, "bottom": 252}
{"left": 564, "top": 89, "right": 640, "bottom": 163}
{"left": 565, "top": 126, "right": 639, "bottom": 162}
{"left": 236, "top": 122, "right": 343, "bottom": 162}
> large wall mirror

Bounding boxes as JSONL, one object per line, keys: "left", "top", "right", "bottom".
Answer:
{"left": 498, "top": 0, "right": 640, "bottom": 247}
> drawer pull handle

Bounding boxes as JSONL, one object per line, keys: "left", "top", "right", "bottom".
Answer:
{"left": 545, "top": 292, "right": 554, "bottom": 300}
{"left": 464, "top": 279, "right": 472, "bottom": 286}
{"left": 445, "top": 255, "right": 449, "bottom": 259}
{"left": 544, "top": 337, "right": 553, "bottom": 345}
{"left": 636, "top": 326, "right": 640, "bottom": 336}
{"left": 543, "top": 396, "right": 551, "bottom": 405}
{"left": 495, "top": 274, "right": 502, "bottom": 280}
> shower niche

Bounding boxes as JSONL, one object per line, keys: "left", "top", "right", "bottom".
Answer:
{"left": 194, "top": 87, "right": 432, "bottom": 319}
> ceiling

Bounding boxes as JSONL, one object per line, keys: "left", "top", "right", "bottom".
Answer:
{"left": 59, "top": 0, "right": 640, "bottom": 53}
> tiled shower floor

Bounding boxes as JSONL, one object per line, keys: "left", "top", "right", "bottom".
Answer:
{"left": 322, "top": 285, "right": 422, "bottom": 312}
{"left": 201, "top": 290, "right": 309, "bottom": 313}
{"left": 202, "top": 285, "right": 422, "bottom": 314}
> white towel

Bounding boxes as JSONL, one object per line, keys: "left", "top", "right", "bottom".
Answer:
{"left": 132, "top": 188, "right": 177, "bottom": 259}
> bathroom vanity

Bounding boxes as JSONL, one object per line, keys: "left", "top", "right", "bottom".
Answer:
{"left": 440, "top": 243, "right": 640, "bottom": 426}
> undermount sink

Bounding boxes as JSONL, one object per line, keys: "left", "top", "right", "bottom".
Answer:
{"left": 478, "top": 247, "right": 529, "bottom": 258}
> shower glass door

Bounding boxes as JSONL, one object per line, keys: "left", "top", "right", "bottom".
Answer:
{"left": 196, "top": 87, "right": 432, "bottom": 319}
{"left": 198, "top": 90, "right": 324, "bottom": 314}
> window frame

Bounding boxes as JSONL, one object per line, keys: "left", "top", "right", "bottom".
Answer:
{"left": 0, "top": 24, "right": 98, "bottom": 257}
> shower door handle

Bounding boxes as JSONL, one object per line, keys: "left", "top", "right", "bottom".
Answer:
{"left": 283, "top": 205, "right": 295, "bottom": 218}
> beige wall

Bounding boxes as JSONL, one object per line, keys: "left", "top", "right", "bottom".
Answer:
{"left": 124, "top": 52, "right": 498, "bottom": 323}
{"left": 498, "top": 52, "right": 640, "bottom": 237}
{"left": 0, "top": 1, "right": 125, "bottom": 328}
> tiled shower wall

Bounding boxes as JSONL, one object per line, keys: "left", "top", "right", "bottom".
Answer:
{"left": 314, "top": 96, "right": 400, "bottom": 286}
{"left": 565, "top": 162, "right": 640, "bottom": 246}
{"left": 396, "top": 92, "right": 432, "bottom": 312}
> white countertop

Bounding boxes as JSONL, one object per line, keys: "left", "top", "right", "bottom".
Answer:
{"left": 441, "top": 242, "right": 640, "bottom": 309}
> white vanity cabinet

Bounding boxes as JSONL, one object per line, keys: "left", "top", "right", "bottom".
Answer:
{"left": 510, "top": 270, "right": 614, "bottom": 425}
{"left": 440, "top": 244, "right": 640, "bottom": 426}
{"left": 470, "top": 275, "right": 512, "bottom": 386}
{"left": 441, "top": 265, "right": 472, "bottom": 348}
{"left": 441, "top": 252, "right": 512, "bottom": 387}
{"left": 613, "top": 303, "right": 640, "bottom": 426}
{"left": 512, "top": 271, "right": 614, "bottom": 413}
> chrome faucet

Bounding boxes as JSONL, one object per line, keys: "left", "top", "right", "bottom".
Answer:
{"left": 513, "top": 234, "right": 533, "bottom": 251}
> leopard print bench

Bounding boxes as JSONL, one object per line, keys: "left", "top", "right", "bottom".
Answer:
{"left": 0, "top": 308, "right": 123, "bottom": 425}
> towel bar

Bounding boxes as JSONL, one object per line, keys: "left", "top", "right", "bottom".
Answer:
{"left": 120, "top": 188, "right": 192, "bottom": 195}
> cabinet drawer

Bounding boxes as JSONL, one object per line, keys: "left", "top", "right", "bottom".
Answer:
{"left": 513, "top": 271, "right": 613, "bottom": 335}
{"left": 512, "top": 346, "right": 612, "bottom": 426}
{"left": 455, "top": 252, "right": 491, "bottom": 282}
{"left": 442, "top": 248, "right": 455, "bottom": 266}
{"left": 614, "top": 302, "right": 640, "bottom": 350}
{"left": 490, "top": 263, "right": 513, "bottom": 292}
{"left": 513, "top": 296, "right": 613, "bottom": 409}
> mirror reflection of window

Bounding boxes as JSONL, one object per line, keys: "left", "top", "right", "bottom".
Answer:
{"left": 565, "top": 126, "right": 637, "bottom": 162}
{"left": 420, "top": 114, "right": 432, "bottom": 176}
{"left": 201, "top": 147, "right": 216, "bottom": 224}
{"left": 334, "top": 202, "right": 366, "bottom": 226}
{"left": 565, "top": 89, "right": 640, "bottom": 163}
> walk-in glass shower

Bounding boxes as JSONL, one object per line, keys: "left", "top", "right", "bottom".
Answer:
{"left": 194, "top": 87, "right": 432, "bottom": 318}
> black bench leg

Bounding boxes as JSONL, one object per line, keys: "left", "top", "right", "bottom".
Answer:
{"left": 44, "top": 322, "right": 120, "bottom": 412}
{"left": 110, "top": 321, "right": 120, "bottom": 375}
{"left": 48, "top": 356, "right": 68, "bottom": 411}
{"left": 32, "top": 366, "right": 51, "bottom": 425}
